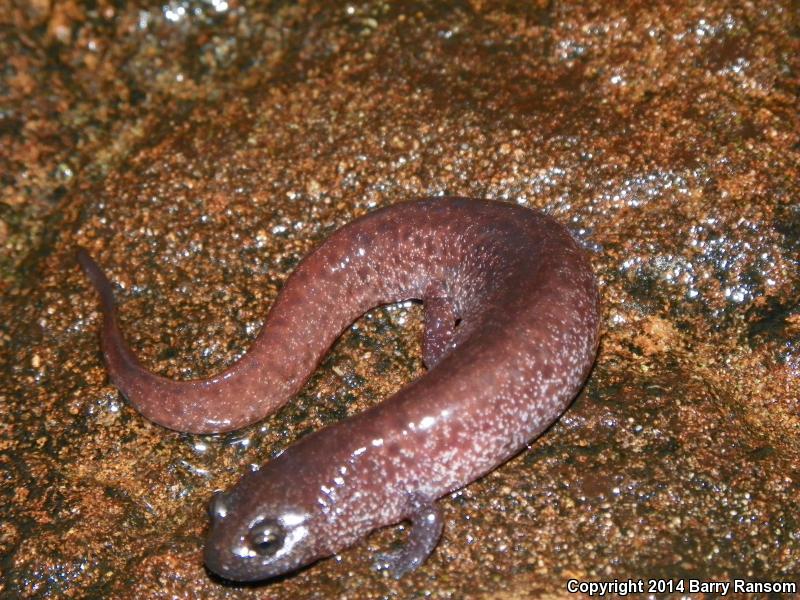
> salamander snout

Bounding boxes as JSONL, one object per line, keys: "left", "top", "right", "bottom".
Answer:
{"left": 203, "top": 466, "right": 328, "bottom": 582}
{"left": 204, "top": 504, "right": 317, "bottom": 581}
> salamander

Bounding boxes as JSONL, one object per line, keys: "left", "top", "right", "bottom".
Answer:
{"left": 78, "top": 197, "right": 600, "bottom": 581}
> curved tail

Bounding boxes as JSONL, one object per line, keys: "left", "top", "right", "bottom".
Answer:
{"left": 78, "top": 249, "right": 162, "bottom": 383}
{"left": 77, "top": 249, "right": 299, "bottom": 433}
{"left": 76, "top": 205, "right": 422, "bottom": 434}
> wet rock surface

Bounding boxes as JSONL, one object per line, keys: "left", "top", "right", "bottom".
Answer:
{"left": 1, "top": 1, "right": 798, "bottom": 597}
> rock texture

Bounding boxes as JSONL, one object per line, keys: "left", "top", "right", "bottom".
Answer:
{"left": 1, "top": 1, "right": 798, "bottom": 597}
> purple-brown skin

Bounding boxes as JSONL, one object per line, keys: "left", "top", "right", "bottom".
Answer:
{"left": 78, "top": 197, "right": 600, "bottom": 582}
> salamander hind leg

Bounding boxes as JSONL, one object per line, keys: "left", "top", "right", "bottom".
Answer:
{"left": 373, "top": 501, "right": 443, "bottom": 579}
{"left": 423, "top": 292, "right": 459, "bottom": 369}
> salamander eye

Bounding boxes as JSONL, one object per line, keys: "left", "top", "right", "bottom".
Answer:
{"left": 247, "top": 519, "right": 285, "bottom": 557}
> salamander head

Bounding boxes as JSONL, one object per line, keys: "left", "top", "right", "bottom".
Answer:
{"left": 204, "top": 465, "right": 331, "bottom": 581}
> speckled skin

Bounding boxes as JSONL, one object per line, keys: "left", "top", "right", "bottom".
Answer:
{"left": 79, "top": 197, "right": 599, "bottom": 581}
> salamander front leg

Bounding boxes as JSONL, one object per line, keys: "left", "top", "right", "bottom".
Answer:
{"left": 374, "top": 502, "right": 443, "bottom": 578}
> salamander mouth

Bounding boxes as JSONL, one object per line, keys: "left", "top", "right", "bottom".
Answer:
{"left": 204, "top": 530, "right": 277, "bottom": 582}
{"left": 203, "top": 540, "right": 313, "bottom": 582}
